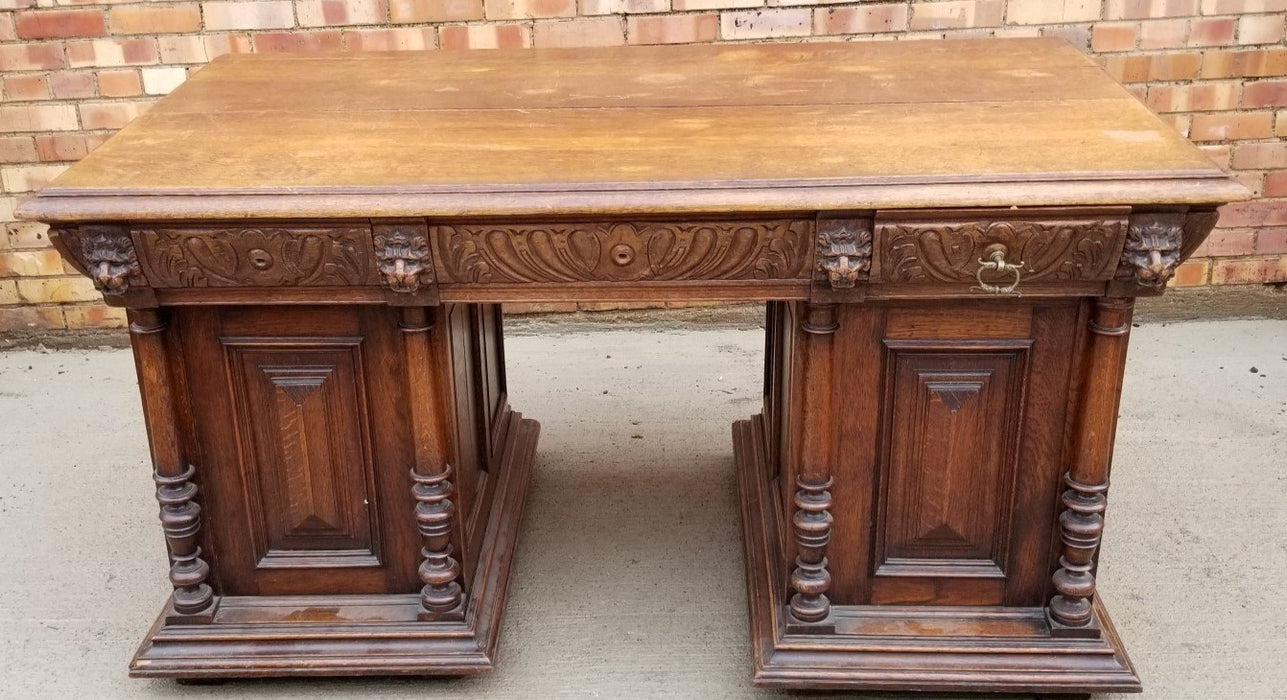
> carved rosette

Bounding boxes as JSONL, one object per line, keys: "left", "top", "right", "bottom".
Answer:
{"left": 412, "top": 465, "right": 463, "bottom": 614}
{"left": 1116, "top": 213, "right": 1185, "bottom": 290}
{"left": 815, "top": 219, "right": 872, "bottom": 289}
{"left": 154, "top": 464, "right": 216, "bottom": 616}
{"left": 789, "top": 476, "right": 834, "bottom": 623}
{"left": 373, "top": 228, "right": 434, "bottom": 293}
{"left": 1048, "top": 473, "right": 1108, "bottom": 632}
{"left": 68, "top": 225, "right": 142, "bottom": 294}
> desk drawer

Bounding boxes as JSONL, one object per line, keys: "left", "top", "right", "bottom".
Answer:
{"left": 871, "top": 209, "right": 1129, "bottom": 291}
{"left": 432, "top": 219, "right": 814, "bottom": 285}
{"left": 134, "top": 224, "right": 379, "bottom": 287}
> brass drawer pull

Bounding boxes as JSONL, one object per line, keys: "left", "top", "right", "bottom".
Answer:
{"left": 974, "top": 247, "right": 1023, "bottom": 295}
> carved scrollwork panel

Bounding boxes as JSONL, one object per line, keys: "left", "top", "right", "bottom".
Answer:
{"left": 135, "top": 226, "right": 377, "bottom": 287}
{"left": 876, "top": 218, "right": 1128, "bottom": 284}
{"left": 433, "top": 220, "right": 813, "bottom": 284}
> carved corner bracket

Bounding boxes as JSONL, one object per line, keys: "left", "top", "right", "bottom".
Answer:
{"left": 814, "top": 218, "right": 873, "bottom": 290}
{"left": 1116, "top": 213, "right": 1186, "bottom": 290}
{"left": 57, "top": 225, "right": 144, "bottom": 296}
{"left": 373, "top": 223, "right": 435, "bottom": 295}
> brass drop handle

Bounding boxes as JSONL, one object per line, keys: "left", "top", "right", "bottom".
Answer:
{"left": 974, "top": 248, "right": 1023, "bottom": 295}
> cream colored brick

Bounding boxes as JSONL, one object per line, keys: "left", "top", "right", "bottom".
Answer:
{"left": 17, "top": 276, "right": 100, "bottom": 304}
{"left": 204, "top": 34, "right": 255, "bottom": 60}
{"left": 1105, "top": 0, "right": 1198, "bottom": 20}
{"left": 0, "top": 249, "right": 65, "bottom": 277}
{"left": 0, "top": 104, "right": 79, "bottom": 133}
{"left": 1139, "top": 18, "right": 1188, "bottom": 49}
{"left": 141, "top": 66, "right": 188, "bottom": 95}
{"left": 910, "top": 0, "right": 1005, "bottom": 31}
{"left": 297, "top": 0, "right": 389, "bottom": 27}
{"left": 1239, "top": 14, "right": 1284, "bottom": 46}
{"left": 159, "top": 36, "right": 210, "bottom": 64}
{"left": 483, "top": 0, "right": 575, "bottom": 20}
{"left": 1007, "top": 0, "right": 1100, "bottom": 25}
{"left": 674, "top": 0, "right": 757, "bottom": 9}
{"left": 0, "top": 280, "right": 18, "bottom": 305}
{"left": 389, "top": 0, "right": 483, "bottom": 22}
{"left": 1, "top": 164, "right": 68, "bottom": 193}
{"left": 1201, "top": 0, "right": 1287, "bottom": 13}
{"left": 721, "top": 8, "right": 810, "bottom": 39}
{"left": 0, "top": 196, "right": 16, "bottom": 225}
{"left": 203, "top": 1, "right": 295, "bottom": 30}
{"left": 580, "top": 0, "right": 666, "bottom": 14}
{"left": 533, "top": 16, "right": 623, "bottom": 47}
{"left": 4, "top": 221, "right": 52, "bottom": 250}
{"left": 815, "top": 4, "right": 910, "bottom": 34}
{"left": 344, "top": 27, "right": 438, "bottom": 50}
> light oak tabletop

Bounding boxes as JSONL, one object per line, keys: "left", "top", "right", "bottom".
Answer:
{"left": 19, "top": 38, "right": 1249, "bottom": 222}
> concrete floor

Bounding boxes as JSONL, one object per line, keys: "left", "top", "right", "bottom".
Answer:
{"left": 0, "top": 318, "right": 1283, "bottom": 699}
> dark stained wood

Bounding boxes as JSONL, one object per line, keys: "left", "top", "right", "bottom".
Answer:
{"left": 401, "top": 306, "right": 464, "bottom": 617}
{"left": 874, "top": 342, "right": 1030, "bottom": 585}
{"left": 786, "top": 302, "right": 838, "bottom": 626}
{"left": 21, "top": 39, "right": 1244, "bottom": 691}
{"left": 128, "top": 308, "right": 216, "bottom": 623}
{"left": 1048, "top": 297, "right": 1135, "bottom": 636}
{"left": 735, "top": 415, "right": 1140, "bottom": 692}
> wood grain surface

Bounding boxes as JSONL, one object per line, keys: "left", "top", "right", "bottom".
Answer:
{"left": 18, "top": 38, "right": 1247, "bottom": 222}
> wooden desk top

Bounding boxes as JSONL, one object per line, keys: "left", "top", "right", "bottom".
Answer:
{"left": 19, "top": 38, "right": 1247, "bottom": 222}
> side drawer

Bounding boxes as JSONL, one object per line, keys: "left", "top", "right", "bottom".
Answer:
{"left": 871, "top": 208, "right": 1130, "bottom": 290}
{"left": 133, "top": 224, "right": 380, "bottom": 287}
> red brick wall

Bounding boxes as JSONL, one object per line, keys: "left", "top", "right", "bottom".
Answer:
{"left": 1, "top": 0, "right": 1285, "bottom": 332}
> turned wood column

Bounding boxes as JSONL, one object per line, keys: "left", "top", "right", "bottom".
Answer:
{"left": 1048, "top": 297, "right": 1134, "bottom": 637}
{"left": 127, "top": 308, "right": 216, "bottom": 623}
{"left": 789, "top": 302, "right": 838, "bottom": 624}
{"left": 400, "top": 306, "right": 465, "bottom": 618}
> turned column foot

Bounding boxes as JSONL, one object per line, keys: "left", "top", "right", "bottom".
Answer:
{"left": 789, "top": 477, "right": 834, "bottom": 624}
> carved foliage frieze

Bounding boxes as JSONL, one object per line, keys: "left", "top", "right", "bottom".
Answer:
{"left": 815, "top": 218, "right": 873, "bottom": 289}
{"left": 877, "top": 218, "right": 1127, "bottom": 284}
{"left": 135, "top": 226, "right": 376, "bottom": 287}
{"left": 433, "top": 220, "right": 813, "bottom": 284}
{"left": 1115, "top": 213, "right": 1186, "bottom": 290}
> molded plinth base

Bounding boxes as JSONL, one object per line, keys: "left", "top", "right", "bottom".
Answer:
{"left": 130, "top": 416, "right": 540, "bottom": 679}
{"left": 733, "top": 415, "right": 1141, "bottom": 693}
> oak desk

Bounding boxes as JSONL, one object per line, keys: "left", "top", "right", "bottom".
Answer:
{"left": 18, "top": 38, "right": 1247, "bottom": 693}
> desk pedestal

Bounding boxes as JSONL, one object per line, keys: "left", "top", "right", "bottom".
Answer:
{"left": 734, "top": 299, "right": 1141, "bottom": 692}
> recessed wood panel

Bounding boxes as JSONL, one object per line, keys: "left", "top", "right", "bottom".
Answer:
{"left": 875, "top": 342, "right": 1030, "bottom": 586}
{"left": 224, "top": 338, "right": 381, "bottom": 569}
